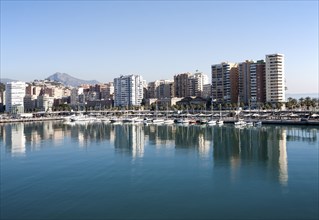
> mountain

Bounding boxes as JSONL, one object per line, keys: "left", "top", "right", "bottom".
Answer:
{"left": 0, "top": 78, "right": 18, "bottom": 84}
{"left": 46, "top": 72, "right": 99, "bottom": 87}
{"left": 286, "top": 93, "right": 318, "bottom": 100}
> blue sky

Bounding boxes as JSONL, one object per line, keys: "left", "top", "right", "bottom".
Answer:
{"left": 1, "top": 1, "right": 318, "bottom": 94}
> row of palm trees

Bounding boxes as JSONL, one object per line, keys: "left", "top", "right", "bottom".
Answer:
{"left": 286, "top": 97, "right": 318, "bottom": 110}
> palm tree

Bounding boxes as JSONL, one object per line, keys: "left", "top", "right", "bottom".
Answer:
{"left": 276, "top": 102, "right": 283, "bottom": 110}
{"left": 286, "top": 98, "right": 298, "bottom": 110}
{"left": 286, "top": 97, "right": 294, "bottom": 109}
{"left": 304, "top": 97, "right": 312, "bottom": 110}
{"left": 299, "top": 98, "right": 305, "bottom": 109}
{"left": 311, "top": 98, "right": 318, "bottom": 109}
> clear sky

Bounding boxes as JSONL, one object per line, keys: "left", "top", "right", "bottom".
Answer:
{"left": 1, "top": 0, "right": 318, "bottom": 94}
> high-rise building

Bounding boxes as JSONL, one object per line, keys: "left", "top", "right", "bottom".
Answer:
{"left": 202, "top": 84, "right": 212, "bottom": 99}
{"left": 250, "top": 60, "right": 266, "bottom": 107}
{"left": 174, "top": 73, "right": 191, "bottom": 98}
{"left": 157, "top": 80, "right": 174, "bottom": 98}
{"left": 114, "top": 75, "right": 144, "bottom": 107}
{"left": 238, "top": 61, "right": 253, "bottom": 105}
{"left": 188, "top": 72, "right": 209, "bottom": 97}
{"left": 211, "top": 63, "right": 238, "bottom": 104}
{"left": 5, "top": 81, "right": 26, "bottom": 113}
{"left": 147, "top": 80, "right": 161, "bottom": 99}
{"left": 266, "top": 54, "right": 285, "bottom": 103}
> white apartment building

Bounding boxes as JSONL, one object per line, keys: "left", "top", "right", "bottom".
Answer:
{"left": 266, "top": 54, "right": 285, "bottom": 103}
{"left": 5, "top": 81, "right": 26, "bottom": 113}
{"left": 188, "top": 72, "right": 209, "bottom": 97}
{"left": 148, "top": 79, "right": 174, "bottom": 99}
{"left": 70, "top": 87, "right": 84, "bottom": 105}
{"left": 114, "top": 75, "right": 144, "bottom": 107}
{"left": 37, "top": 94, "right": 54, "bottom": 111}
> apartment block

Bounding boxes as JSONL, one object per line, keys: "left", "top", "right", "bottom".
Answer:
{"left": 100, "top": 82, "right": 114, "bottom": 100}
{"left": 188, "top": 72, "right": 209, "bottom": 97}
{"left": 174, "top": 73, "right": 191, "bottom": 98}
{"left": 266, "top": 54, "right": 285, "bottom": 103}
{"left": 157, "top": 80, "right": 174, "bottom": 98}
{"left": 202, "top": 84, "right": 212, "bottom": 99}
{"left": 211, "top": 62, "right": 238, "bottom": 104}
{"left": 147, "top": 80, "right": 161, "bottom": 99}
{"left": 238, "top": 60, "right": 253, "bottom": 105}
{"left": 250, "top": 60, "right": 266, "bottom": 107}
{"left": 5, "top": 81, "right": 26, "bottom": 113}
{"left": 114, "top": 75, "right": 144, "bottom": 107}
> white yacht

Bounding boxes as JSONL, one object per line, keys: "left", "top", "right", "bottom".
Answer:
{"left": 234, "top": 118, "right": 246, "bottom": 126}
{"left": 217, "top": 120, "right": 224, "bottom": 125}
{"left": 164, "top": 119, "right": 175, "bottom": 124}
{"left": 207, "top": 119, "right": 217, "bottom": 125}
{"left": 152, "top": 118, "right": 165, "bottom": 124}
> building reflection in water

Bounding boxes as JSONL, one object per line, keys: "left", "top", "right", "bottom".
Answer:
{"left": 3, "top": 123, "right": 26, "bottom": 157}
{"left": 114, "top": 124, "right": 144, "bottom": 159}
{"left": 174, "top": 125, "right": 213, "bottom": 158}
{"left": 1, "top": 122, "right": 318, "bottom": 186}
{"left": 212, "top": 126, "right": 290, "bottom": 186}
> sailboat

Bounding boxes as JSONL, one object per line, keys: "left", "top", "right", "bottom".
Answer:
{"left": 254, "top": 102, "right": 262, "bottom": 126}
{"left": 234, "top": 96, "right": 246, "bottom": 126}
{"left": 164, "top": 103, "right": 174, "bottom": 124}
{"left": 246, "top": 101, "right": 254, "bottom": 126}
{"left": 217, "top": 104, "right": 224, "bottom": 125}
{"left": 207, "top": 105, "right": 216, "bottom": 125}
{"left": 152, "top": 101, "right": 164, "bottom": 124}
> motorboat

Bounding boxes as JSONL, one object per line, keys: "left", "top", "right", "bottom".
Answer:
{"left": 164, "top": 119, "right": 175, "bottom": 124}
{"left": 234, "top": 119, "right": 246, "bottom": 126}
{"left": 207, "top": 119, "right": 217, "bottom": 125}
{"left": 255, "top": 121, "right": 262, "bottom": 126}
{"left": 152, "top": 118, "right": 165, "bottom": 124}
{"left": 217, "top": 120, "right": 224, "bottom": 125}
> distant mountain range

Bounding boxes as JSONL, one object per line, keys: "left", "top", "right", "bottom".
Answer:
{"left": 0, "top": 78, "right": 18, "bottom": 84}
{"left": 46, "top": 72, "right": 99, "bottom": 87}
{"left": 286, "top": 93, "right": 318, "bottom": 100}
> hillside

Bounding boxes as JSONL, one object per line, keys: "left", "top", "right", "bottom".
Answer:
{"left": 46, "top": 72, "right": 99, "bottom": 87}
{"left": 0, "top": 78, "right": 18, "bottom": 84}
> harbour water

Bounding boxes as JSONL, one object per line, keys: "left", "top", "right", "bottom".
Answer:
{"left": 1, "top": 122, "right": 318, "bottom": 219}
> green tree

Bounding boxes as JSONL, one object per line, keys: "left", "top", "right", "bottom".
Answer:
{"left": 304, "top": 97, "right": 312, "bottom": 110}
{"left": 299, "top": 98, "right": 305, "bottom": 109}
{"left": 264, "top": 103, "right": 271, "bottom": 109}
{"left": 311, "top": 98, "right": 318, "bottom": 108}
{"left": 276, "top": 102, "right": 283, "bottom": 110}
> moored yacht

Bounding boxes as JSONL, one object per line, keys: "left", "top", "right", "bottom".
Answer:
{"left": 234, "top": 118, "right": 246, "bottom": 126}
{"left": 207, "top": 119, "right": 217, "bottom": 125}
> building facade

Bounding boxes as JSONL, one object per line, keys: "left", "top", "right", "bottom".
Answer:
{"left": 238, "top": 61, "right": 253, "bottom": 105}
{"left": 5, "top": 81, "right": 26, "bottom": 114}
{"left": 211, "top": 63, "right": 238, "bottom": 104}
{"left": 265, "top": 54, "right": 285, "bottom": 103}
{"left": 188, "top": 72, "right": 209, "bottom": 97}
{"left": 114, "top": 75, "right": 144, "bottom": 107}
{"left": 174, "top": 73, "right": 191, "bottom": 98}
{"left": 250, "top": 60, "right": 266, "bottom": 107}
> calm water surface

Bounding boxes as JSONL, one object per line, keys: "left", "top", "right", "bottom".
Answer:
{"left": 1, "top": 122, "right": 318, "bottom": 219}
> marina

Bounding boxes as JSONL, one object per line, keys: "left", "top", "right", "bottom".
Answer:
{"left": 1, "top": 109, "right": 319, "bottom": 126}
